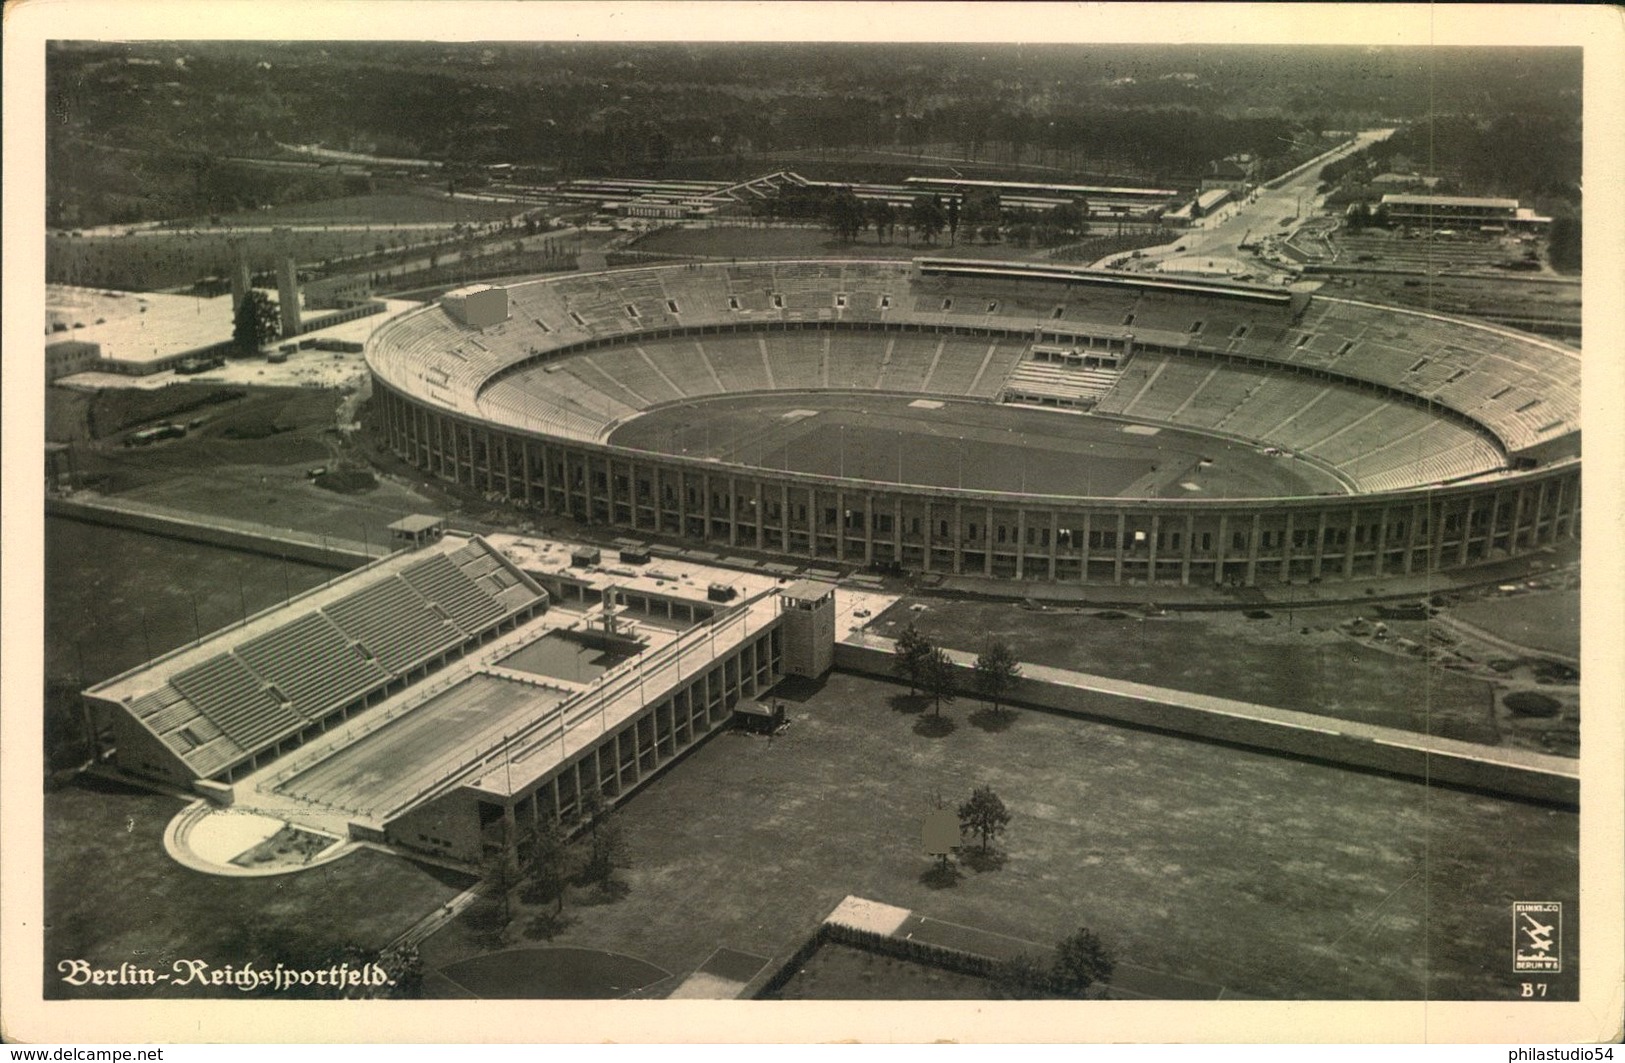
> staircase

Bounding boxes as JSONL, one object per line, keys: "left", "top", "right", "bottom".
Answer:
{"left": 1001, "top": 359, "right": 1125, "bottom": 409}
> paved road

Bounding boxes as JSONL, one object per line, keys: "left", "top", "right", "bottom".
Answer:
{"left": 1104, "top": 129, "right": 1395, "bottom": 276}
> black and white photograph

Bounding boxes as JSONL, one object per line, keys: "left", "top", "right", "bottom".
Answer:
{"left": 4, "top": 0, "right": 1621, "bottom": 1046}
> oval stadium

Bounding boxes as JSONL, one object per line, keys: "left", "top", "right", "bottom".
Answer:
{"left": 366, "top": 257, "right": 1580, "bottom": 587}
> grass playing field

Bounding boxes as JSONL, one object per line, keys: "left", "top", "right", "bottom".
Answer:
{"left": 607, "top": 393, "right": 1346, "bottom": 500}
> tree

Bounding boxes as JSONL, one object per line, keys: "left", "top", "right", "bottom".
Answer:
{"left": 481, "top": 820, "right": 519, "bottom": 926}
{"left": 908, "top": 194, "right": 945, "bottom": 244}
{"left": 232, "top": 288, "right": 279, "bottom": 352}
{"left": 972, "top": 639, "right": 1022, "bottom": 718}
{"left": 1548, "top": 215, "right": 1581, "bottom": 272}
{"left": 1052, "top": 200, "right": 1087, "bottom": 237}
{"left": 580, "top": 787, "right": 626, "bottom": 892}
{"left": 376, "top": 943, "right": 425, "bottom": 999}
{"left": 893, "top": 622, "right": 931, "bottom": 695}
{"left": 868, "top": 199, "right": 896, "bottom": 243}
{"left": 991, "top": 952, "right": 1053, "bottom": 999}
{"left": 824, "top": 188, "right": 867, "bottom": 244}
{"left": 922, "top": 645, "right": 958, "bottom": 716}
{"left": 1346, "top": 201, "right": 1371, "bottom": 231}
{"left": 958, "top": 784, "right": 1009, "bottom": 852}
{"left": 946, "top": 196, "right": 961, "bottom": 246}
{"left": 526, "top": 815, "right": 569, "bottom": 915}
{"left": 1050, "top": 927, "right": 1116, "bottom": 997}
{"left": 960, "top": 190, "right": 1001, "bottom": 238}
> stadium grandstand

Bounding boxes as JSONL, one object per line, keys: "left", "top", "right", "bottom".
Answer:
{"left": 366, "top": 257, "right": 1579, "bottom": 587}
{"left": 85, "top": 531, "right": 549, "bottom": 786}
{"left": 86, "top": 527, "right": 832, "bottom": 867}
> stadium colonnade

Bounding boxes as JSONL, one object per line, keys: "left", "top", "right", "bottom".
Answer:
{"left": 367, "top": 259, "right": 1581, "bottom": 588}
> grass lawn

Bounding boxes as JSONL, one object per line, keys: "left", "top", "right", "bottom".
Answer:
{"left": 43, "top": 517, "right": 333, "bottom": 770}
{"left": 767, "top": 943, "right": 994, "bottom": 1000}
{"left": 47, "top": 229, "right": 417, "bottom": 291}
{"left": 214, "top": 193, "right": 521, "bottom": 228}
{"left": 1452, "top": 590, "right": 1580, "bottom": 659}
{"left": 437, "top": 947, "right": 669, "bottom": 999}
{"left": 45, "top": 517, "right": 332, "bottom": 685}
{"left": 42, "top": 775, "right": 473, "bottom": 999}
{"left": 421, "top": 671, "right": 1577, "bottom": 1001}
{"left": 875, "top": 597, "right": 1499, "bottom": 742}
{"left": 55, "top": 387, "right": 451, "bottom": 555}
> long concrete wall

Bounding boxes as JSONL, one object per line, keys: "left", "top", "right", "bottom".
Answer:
{"left": 46, "top": 495, "right": 381, "bottom": 569}
{"left": 833, "top": 642, "right": 1578, "bottom": 807}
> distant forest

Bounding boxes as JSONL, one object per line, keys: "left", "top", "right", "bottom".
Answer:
{"left": 46, "top": 41, "right": 1582, "bottom": 228}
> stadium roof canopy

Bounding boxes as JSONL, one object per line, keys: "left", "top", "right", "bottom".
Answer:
{"left": 1379, "top": 194, "right": 1520, "bottom": 210}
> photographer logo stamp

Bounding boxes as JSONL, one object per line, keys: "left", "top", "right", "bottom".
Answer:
{"left": 1513, "top": 902, "right": 1561, "bottom": 973}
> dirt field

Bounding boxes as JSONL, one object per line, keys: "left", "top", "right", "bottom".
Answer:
{"left": 608, "top": 394, "right": 1344, "bottom": 499}
{"left": 419, "top": 670, "right": 1577, "bottom": 1001}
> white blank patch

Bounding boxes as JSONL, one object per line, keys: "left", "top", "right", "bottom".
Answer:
{"left": 1181, "top": 482, "right": 1203, "bottom": 492}
{"left": 908, "top": 399, "right": 945, "bottom": 409}
{"left": 1123, "top": 424, "right": 1161, "bottom": 435}
{"left": 782, "top": 409, "right": 819, "bottom": 421}
{"left": 827, "top": 895, "right": 913, "bottom": 936}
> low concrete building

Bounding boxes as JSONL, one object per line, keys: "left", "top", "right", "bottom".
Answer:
{"left": 442, "top": 284, "right": 510, "bottom": 328}
{"left": 46, "top": 340, "right": 102, "bottom": 382}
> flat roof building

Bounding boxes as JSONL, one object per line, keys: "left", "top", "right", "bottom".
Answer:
{"left": 1378, "top": 194, "right": 1549, "bottom": 229}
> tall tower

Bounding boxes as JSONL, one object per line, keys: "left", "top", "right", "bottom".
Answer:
{"left": 276, "top": 256, "right": 302, "bottom": 340}
{"left": 228, "top": 238, "right": 250, "bottom": 314}
{"left": 778, "top": 580, "right": 837, "bottom": 679}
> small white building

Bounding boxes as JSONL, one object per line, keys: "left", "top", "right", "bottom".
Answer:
{"left": 442, "top": 284, "right": 510, "bottom": 328}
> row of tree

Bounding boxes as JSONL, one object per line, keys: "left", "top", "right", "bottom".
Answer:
{"left": 893, "top": 623, "right": 1023, "bottom": 720}
{"left": 816, "top": 188, "right": 1096, "bottom": 248}
{"left": 485, "top": 787, "right": 628, "bottom": 929}
{"left": 992, "top": 926, "right": 1117, "bottom": 999}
